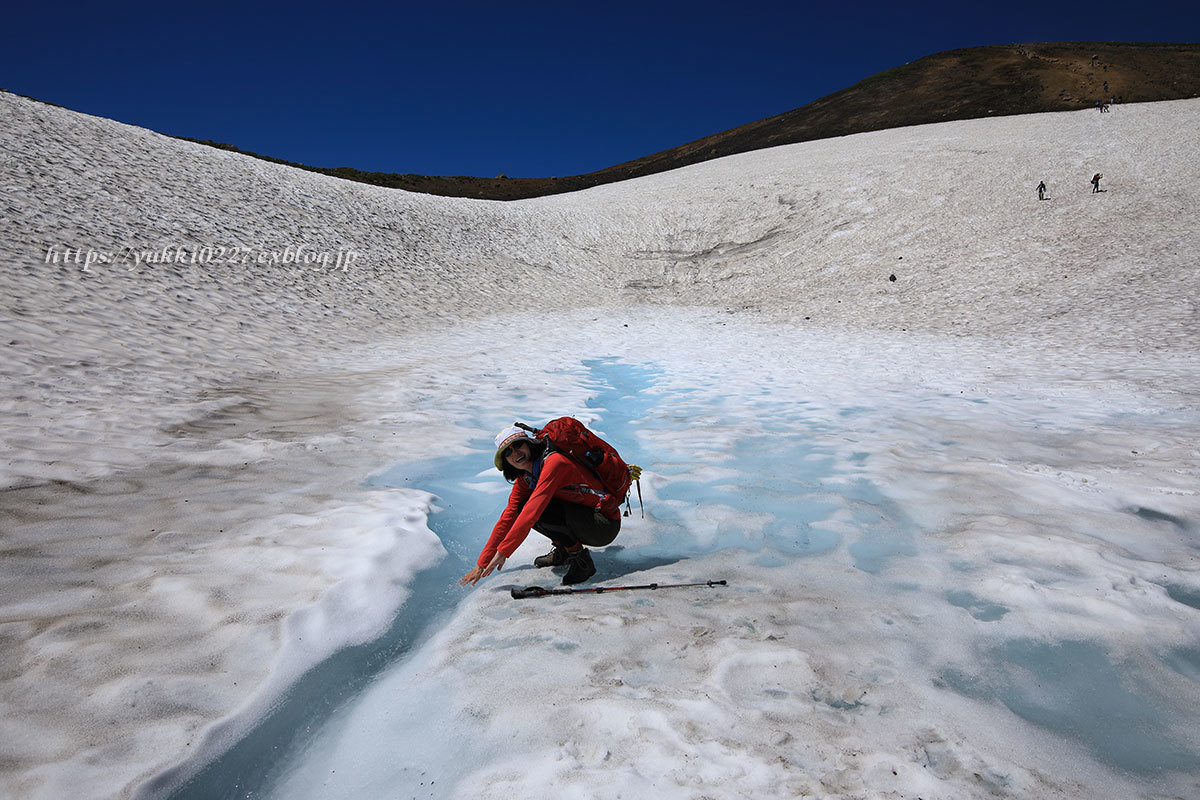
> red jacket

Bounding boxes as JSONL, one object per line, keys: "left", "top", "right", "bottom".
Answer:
{"left": 477, "top": 452, "right": 617, "bottom": 567}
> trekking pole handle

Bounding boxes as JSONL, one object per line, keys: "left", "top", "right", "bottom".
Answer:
{"left": 510, "top": 586, "right": 550, "bottom": 599}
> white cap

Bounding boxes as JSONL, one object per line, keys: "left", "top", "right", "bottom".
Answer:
{"left": 494, "top": 426, "right": 535, "bottom": 470}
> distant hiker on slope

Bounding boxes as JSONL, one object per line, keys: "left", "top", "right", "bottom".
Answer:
{"left": 1091, "top": 173, "right": 1103, "bottom": 193}
{"left": 1037, "top": 180, "right": 1047, "bottom": 201}
{"left": 460, "top": 423, "right": 632, "bottom": 587}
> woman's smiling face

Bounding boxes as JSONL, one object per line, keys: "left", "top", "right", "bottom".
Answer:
{"left": 504, "top": 439, "right": 534, "bottom": 471}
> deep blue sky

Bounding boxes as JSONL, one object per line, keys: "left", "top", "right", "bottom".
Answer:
{"left": 3, "top": 1, "right": 1196, "bottom": 177}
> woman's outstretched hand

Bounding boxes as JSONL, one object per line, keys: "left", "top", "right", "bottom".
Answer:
{"left": 460, "top": 553, "right": 506, "bottom": 586}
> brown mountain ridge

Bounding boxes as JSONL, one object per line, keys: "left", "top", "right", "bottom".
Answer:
{"left": 92, "top": 41, "right": 1200, "bottom": 200}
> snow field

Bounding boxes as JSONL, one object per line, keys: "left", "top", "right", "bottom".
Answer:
{"left": 1, "top": 90, "right": 1198, "bottom": 798}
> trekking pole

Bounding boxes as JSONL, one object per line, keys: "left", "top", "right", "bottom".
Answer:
{"left": 511, "top": 580, "right": 727, "bottom": 599}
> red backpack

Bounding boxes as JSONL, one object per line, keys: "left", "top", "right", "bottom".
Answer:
{"left": 516, "top": 417, "right": 633, "bottom": 517}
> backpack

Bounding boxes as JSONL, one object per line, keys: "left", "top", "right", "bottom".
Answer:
{"left": 515, "top": 417, "right": 634, "bottom": 517}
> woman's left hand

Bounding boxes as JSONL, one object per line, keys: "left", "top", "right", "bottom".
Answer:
{"left": 479, "top": 552, "right": 506, "bottom": 579}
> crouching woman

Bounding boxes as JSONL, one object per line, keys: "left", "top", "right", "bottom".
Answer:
{"left": 460, "top": 426, "right": 621, "bottom": 587}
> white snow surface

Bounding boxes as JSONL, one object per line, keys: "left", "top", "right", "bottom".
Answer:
{"left": 2, "top": 89, "right": 1199, "bottom": 799}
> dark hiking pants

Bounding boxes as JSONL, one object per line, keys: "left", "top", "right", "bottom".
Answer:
{"left": 532, "top": 498, "right": 621, "bottom": 549}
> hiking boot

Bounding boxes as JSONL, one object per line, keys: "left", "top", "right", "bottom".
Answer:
{"left": 561, "top": 548, "right": 596, "bottom": 585}
{"left": 533, "top": 546, "right": 569, "bottom": 568}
